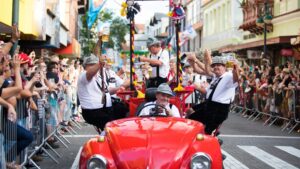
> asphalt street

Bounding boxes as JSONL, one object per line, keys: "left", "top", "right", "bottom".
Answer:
{"left": 36, "top": 112, "right": 300, "bottom": 169}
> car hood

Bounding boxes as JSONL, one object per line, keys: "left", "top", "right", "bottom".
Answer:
{"left": 105, "top": 117, "right": 205, "bottom": 169}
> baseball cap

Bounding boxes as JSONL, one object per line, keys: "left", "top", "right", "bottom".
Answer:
{"left": 156, "top": 83, "right": 174, "bottom": 96}
{"left": 83, "top": 54, "right": 99, "bottom": 67}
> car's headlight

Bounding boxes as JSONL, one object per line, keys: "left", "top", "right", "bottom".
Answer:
{"left": 190, "top": 152, "right": 211, "bottom": 169}
{"left": 87, "top": 155, "right": 107, "bottom": 169}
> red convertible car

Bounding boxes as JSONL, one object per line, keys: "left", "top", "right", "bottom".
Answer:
{"left": 79, "top": 105, "right": 223, "bottom": 169}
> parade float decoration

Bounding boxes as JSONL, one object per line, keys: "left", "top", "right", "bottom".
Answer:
{"left": 120, "top": 0, "right": 141, "bottom": 91}
{"left": 168, "top": 0, "right": 185, "bottom": 92}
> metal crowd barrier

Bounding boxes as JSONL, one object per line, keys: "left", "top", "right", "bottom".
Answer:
{"left": 287, "top": 89, "right": 300, "bottom": 133}
{"left": 0, "top": 92, "right": 83, "bottom": 169}
{"left": 230, "top": 87, "right": 300, "bottom": 133}
{"left": 1, "top": 107, "right": 6, "bottom": 169}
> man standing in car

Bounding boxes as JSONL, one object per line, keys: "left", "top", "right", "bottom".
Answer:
{"left": 187, "top": 51, "right": 239, "bottom": 135}
{"left": 139, "top": 37, "right": 170, "bottom": 88}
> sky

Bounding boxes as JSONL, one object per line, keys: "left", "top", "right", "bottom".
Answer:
{"left": 103, "top": 0, "right": 169, "bottom": 24}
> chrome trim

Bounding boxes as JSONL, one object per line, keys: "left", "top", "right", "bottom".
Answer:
{"left": 87, "top": 154, "right": 107, "bottom": 169}
{"left": 190, "top": 152, "right": 211, "bottom": 169}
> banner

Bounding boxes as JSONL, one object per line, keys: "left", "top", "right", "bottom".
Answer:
{"left": 87, "top": 0, "right": 107, "bottom": 29}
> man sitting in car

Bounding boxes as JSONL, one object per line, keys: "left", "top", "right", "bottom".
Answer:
{"left": 138, "top": 83, "right": 181, "bottom": 117}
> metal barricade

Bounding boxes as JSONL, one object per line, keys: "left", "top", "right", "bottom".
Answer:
{"left": 230, "top": 84, "right": 299, "bottom": 133}
{"left": 230, "top": 87, "right": 244, "bottom": 114}
{"left": 0, "top": 89, "right": 82, "bottom": 169}
{"left": 288, "top": 89, "right": 300, "bottom": 133}
{"left": 248, "top": 91, "right": 274, "bottom": 122}
{"left": 0, "top": 106, "right": 6, "bottom": 169}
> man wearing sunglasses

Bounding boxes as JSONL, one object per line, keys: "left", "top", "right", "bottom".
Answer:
{"left": 186, "top": 50, "right": 239, "bottom": 135}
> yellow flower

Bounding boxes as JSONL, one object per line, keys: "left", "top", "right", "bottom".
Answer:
{"left": 167, "top": 11, "right": 173, "bottom": 17}
{"left": 121, "top": 2, "right": 128, "bottom": 8}
{"left": 120, "top": 8, "right": 126, "bottom": 17}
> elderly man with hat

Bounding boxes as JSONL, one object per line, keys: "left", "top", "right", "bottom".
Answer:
{"left": 138, "top": 37, "right": 170, "bottom": 88}
{"left": 138, "top": 83, "right": 180, "bottom": 117}
{"left": 187, "top": 51, "right": 240, "bottom": 135}
{"left": 77, "top": 54, "right": 129, "bottom": 130}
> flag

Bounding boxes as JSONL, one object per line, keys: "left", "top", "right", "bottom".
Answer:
{"left": 87, "top": 0, "right": 107, "bottom": 29}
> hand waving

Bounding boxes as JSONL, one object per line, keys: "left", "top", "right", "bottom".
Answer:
{"left": 12, "top": 53, "right": 21, "bottom": 69}
{"left": 7, "top": 105, "right": 17, "bottom": 122}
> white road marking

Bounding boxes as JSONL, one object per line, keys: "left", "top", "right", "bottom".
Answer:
{"left": 238, "top": 146, "right": 299, "bottom": 169}
{"left": 220, "top": 134, "right": 300, "bottom": 139}
{"left": 64, "top": 135, "right": 98, "bottom": 138}
{"left": 222, "top": 150, "right": 249, "bottom": 169}
{"left": 70, "top": 146, "right": 82, "bottom": 169}
{"left": 275, "top": 146, "right": 300, "bottom": 158}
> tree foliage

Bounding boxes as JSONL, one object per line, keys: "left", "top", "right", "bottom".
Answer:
{"left": 79, "top": 13, "right": 98, "bottom": 57}
{"left": 108, "top": 17, "right": 129, "bottom": 50}
{"left": 79, "top": 10, "right": 129, "bottom": 57}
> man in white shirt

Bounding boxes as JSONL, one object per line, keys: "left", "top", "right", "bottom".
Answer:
{"left": 77, "top": 54, "right": 128, "bottom": 130}
{"left": 138, "top": 83, "right": 180, "bottom": 117}
{"left": 187, "top": 51, "right": 239, "bottom": 135}
{"left": 139, "top": 37, "right": 170, "bottom": 88}
{"left": 104, "top": 60, "right": 130, "bottom": 119}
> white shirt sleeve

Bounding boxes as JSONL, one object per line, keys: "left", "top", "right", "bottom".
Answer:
{"left": 224, "top": 72, "right": 238, "bottom": 89}
{"left": 78, "top": 72, "right": 89, "bottom": 85}
{"left": 160, "top": 50, "right": 169, "bottom": 66}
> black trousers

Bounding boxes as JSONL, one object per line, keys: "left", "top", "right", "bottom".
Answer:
{"left": 82, "top": 107, "right": 113, "bottom": 130}
{"left": 188, "top": 101, "right": 230, "bottom": 135}
{"left": 147, "top": 77, "right": 168, "bottom": 88}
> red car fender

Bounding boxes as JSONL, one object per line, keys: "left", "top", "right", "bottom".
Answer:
{"left": 79, "top": 136, "right": 117, "bottom": 169}
{"left": 180, "top": 135, "right": 223, "bottom": 169}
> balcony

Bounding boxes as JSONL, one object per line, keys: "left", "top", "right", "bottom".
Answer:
{"left": 239, "top": 0, "right": 274, "bottom": 35}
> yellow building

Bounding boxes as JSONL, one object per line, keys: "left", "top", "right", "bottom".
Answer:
{"left": 221, "top": 0, "right": 300, "bottom": 65}
{"left": 0, "top": 0, "right": 81, "bottom": 58}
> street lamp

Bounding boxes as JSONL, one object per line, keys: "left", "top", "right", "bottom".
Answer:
{"left": 256, "top": 0, "right": 273, "bottom": 58}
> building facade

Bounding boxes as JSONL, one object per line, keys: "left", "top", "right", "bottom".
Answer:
{"left": 201, "top": 0, "right": 243, "bottom": 52}
{"left": 0, "top": 0, "right": 82, "bottom": 58}
{"left": 223, "top": 0, "right": 300, "bottom": 65}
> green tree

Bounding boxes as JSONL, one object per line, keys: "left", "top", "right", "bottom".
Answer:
{"left": 79, "top": 13, "right": 98, "bottom": 57}
{"left": 79, "top": 10, "right": 129, "bottom": 57}
{"left": 108, "top": 17, "right": 129, "bottom": 50}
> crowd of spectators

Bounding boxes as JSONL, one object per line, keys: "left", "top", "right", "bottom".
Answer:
{"left": 0, "top": 25, "right": 82, "bottom": 169}
{"left": 134, "top": 51, "right": 300, "bottom": 133}
{"left": 236, "top": 60, "right": 300, "bottom": 130}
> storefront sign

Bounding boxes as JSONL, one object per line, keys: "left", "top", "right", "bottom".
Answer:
{"left": 247, "top": 50, "right": 262, "bottom": 59}
{"left": 280, "top": 49, "right": 293, "bottom": 56}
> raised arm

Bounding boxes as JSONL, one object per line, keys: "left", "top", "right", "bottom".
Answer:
{"left": 186, "top": 53, "right": 205, "bottom": 75}
{"left": 203, "top": 49, "right": 213, "bottom": 77}
{"left": 232, "top": 61, "right": 240, "bottom": 83}
{"left": 2, "top": 24, "right": 20, "bottom": 55}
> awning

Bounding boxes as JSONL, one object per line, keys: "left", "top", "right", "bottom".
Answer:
{"left": 55, "top": 38, "right": 81, "bottom": 58}
{"left": 219, "top": 36, "right": 296, "bottom": 53}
